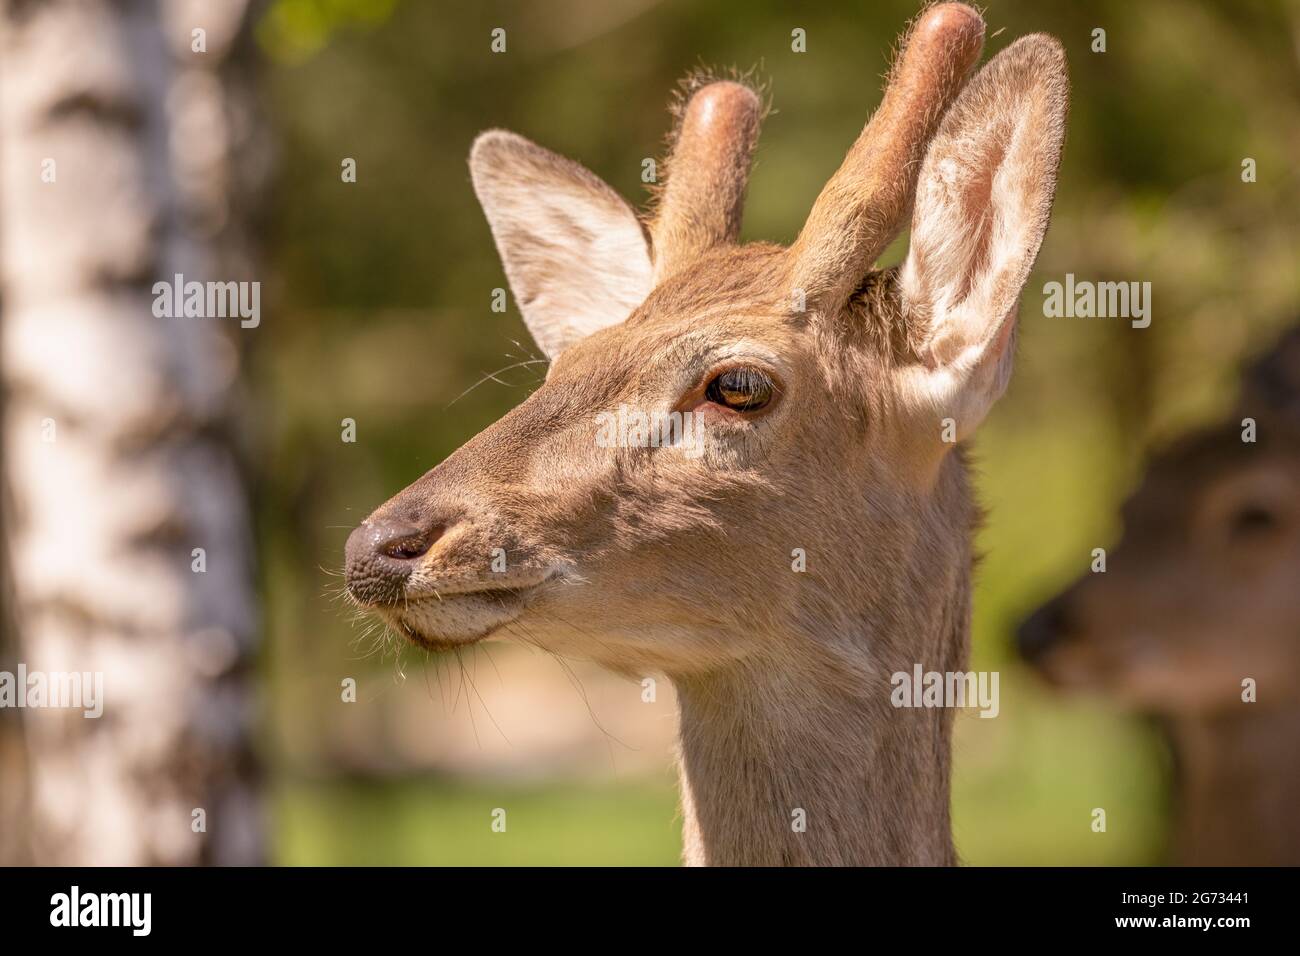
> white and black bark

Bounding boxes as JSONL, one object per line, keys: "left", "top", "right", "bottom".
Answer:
{"left": 0, "top": 0, "right": 266, "bottom": 865}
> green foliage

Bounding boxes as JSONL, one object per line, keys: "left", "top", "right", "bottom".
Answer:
{"left": 259, "top": 0, "right": 399, "bottom": 64}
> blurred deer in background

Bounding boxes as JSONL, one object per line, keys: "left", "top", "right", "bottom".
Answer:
{"left": 1019, "top": 327, "right": 1300, "bottom": 865}
{"left": 346, "top": 3, "right": 1070, "bottom": 865}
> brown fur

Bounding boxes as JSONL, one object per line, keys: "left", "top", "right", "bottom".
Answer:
{"left": 346, "top": 3, "right": 1069, "bottom": 865}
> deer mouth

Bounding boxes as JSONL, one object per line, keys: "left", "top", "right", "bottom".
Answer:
{"left": 379, "top": 576, "right": 552, "bottom": 650}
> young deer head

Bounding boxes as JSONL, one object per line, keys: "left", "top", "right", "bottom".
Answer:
{"left": 346, "top": 3, "right": 1069, "bottom": 865}
{"left": 1018, "top": 328, "right": 1300, "bottom": 712}
{"left": 1018, "top": 327, "right": 1300, "bottom": 864}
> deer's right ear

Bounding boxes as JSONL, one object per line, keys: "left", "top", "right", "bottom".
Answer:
{"left": 470, "top": 130, "right": 653, "bottom": 360}
{"left": 899, "top": 35, "right": 1069, "bottom": 444}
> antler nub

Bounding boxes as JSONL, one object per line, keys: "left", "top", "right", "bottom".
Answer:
{"left": 650, "top": 80, "right": 764, "bottom": 283}
{"left": 787, "top": 2, "right": 986, "bottom": 309}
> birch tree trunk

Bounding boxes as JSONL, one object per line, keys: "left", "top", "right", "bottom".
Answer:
{"left": 0, "top": 0, "right": 265, "bottom": 865}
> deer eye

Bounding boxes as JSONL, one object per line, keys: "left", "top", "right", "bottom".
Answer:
{"left": 705, "top": 367, "right": 774, "bottom": 412}
{"left": 1228, "top": 503, "right": 1278, "bottom": 540}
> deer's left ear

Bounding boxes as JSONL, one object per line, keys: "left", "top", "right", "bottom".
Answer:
{"left": 899, "top": 35, "right": 1069, "bottom": 442}
{"left": 470, "top": 130, "right": 653, "bottom": 360}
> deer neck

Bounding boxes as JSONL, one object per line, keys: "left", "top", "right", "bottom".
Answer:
{"left": 671, "top": 558, "right": 970, "bottom": 866}
{"left": 673, "top": 650, "right": 960, "bottom": 866}
{"left": 664, "top": 451, "right": 975, "bottom": 866}
{"left": 1164, "top": 704, "right": 1300, "bottom": 865}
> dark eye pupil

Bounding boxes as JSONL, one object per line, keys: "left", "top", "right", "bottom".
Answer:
{"left": 706, "top": 368, "right": 773, "bottom": 411}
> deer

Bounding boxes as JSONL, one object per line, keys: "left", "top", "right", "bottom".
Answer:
{"left": 344, "top": 3, "right": 1069, "bottom": 866}
{"left": 1018, "top": 326, "right": 1300, "bottom": 866}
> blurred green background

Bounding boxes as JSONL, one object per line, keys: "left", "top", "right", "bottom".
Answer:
{"left": 252, "top": 0, "right": 1299, "bottom": 864}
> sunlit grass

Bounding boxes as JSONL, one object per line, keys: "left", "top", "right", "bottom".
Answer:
{"left": 276, "top": 776, "right": 682, "bottom": 866}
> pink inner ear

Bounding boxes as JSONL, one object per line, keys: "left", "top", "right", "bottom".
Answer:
{"left": 951, "top": 140, "right": 1004, "bottom": 306}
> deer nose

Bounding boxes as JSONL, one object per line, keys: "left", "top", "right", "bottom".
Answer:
{"left": 345, "top": 518, "right": 443, "bottom": 606}
{"left": 1016, "top": 596, "right": 1073, "bottom": 663}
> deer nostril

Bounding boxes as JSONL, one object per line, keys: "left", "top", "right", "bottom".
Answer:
{"left": 1017, "top": 596, "right": 1074, "bottom": 662}
{"left": 378, "top": 526, "right": 442, "bottom": 562}
{"left": 345, "top": 518, "right": 449, "bottom": 606}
